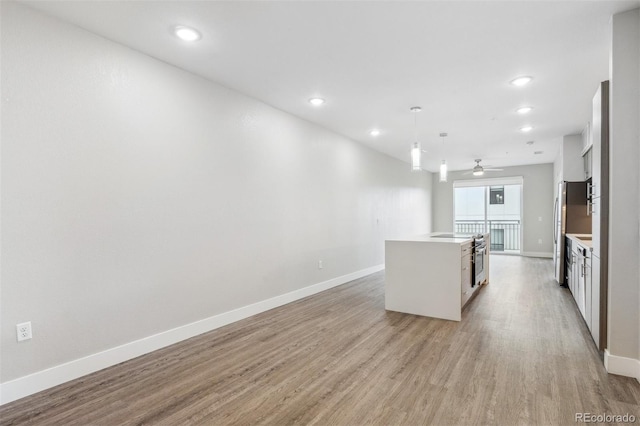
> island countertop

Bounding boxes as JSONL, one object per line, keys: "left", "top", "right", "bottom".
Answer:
{"left": 386, "top": 232, "right": 475, "bottom": 244}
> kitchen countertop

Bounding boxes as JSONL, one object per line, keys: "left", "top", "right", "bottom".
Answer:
{"left": 566, "top": 233, "right": 593, "bottom": 249}
{"left": 386, "top": 232, "right": 475, "bottom": 244}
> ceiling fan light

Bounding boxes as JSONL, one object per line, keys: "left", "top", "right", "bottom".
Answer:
{"left": 439, "top": 160, "right": 448, "bottom": 182}
{"left": 472, "top": 160, "right": 484, "bottom": 176}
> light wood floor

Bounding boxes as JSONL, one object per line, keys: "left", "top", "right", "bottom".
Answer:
{"left": 2, "top": 256, "right": 640, "bottom": 425}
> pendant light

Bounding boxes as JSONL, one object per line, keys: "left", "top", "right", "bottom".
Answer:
{"left": 410, "top": 106, "right": 422, "bottom": 171}
{"left": 439, "top": 161, "right": 448, "bottom": 182}
{"left": 439, "top": 132, "right": 448, "bottom": 182}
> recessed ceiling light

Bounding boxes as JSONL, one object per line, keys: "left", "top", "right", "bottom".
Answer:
{"left": 370, "top": 129, "right": 381, "bottom": 137}
{"left": 520, "top": 125, "right": 533, "bottom": 133}
{"left": 534, "top": 151, "right": 543, "bottom": 155}
{"left": 526, "top": 140, "right": 534, "bottom": 145}
{"left": 173, "top": 26, "right": 201, "bottom": 42}
{"left": 309, "top": 98, "right": 325, "bottom": 106}
{"left": 510, "top": 76, "right": 533, "bottom": 86}
{"left": 517, "top": 106, "right": 533, "bottom": 114}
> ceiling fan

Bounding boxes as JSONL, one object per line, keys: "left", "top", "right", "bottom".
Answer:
{"left": 464, "top": 159, "right": 503, "bottom": 176}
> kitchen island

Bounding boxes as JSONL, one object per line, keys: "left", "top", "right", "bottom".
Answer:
{"left": 385, "top": 232, "right": 489, "bottom": 321}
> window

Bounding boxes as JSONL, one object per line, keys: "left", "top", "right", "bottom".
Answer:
{"left": 490, "top": 186, "right": 504, "bottom": 205}
{"left": 454, "top": 178, "right": 522, "bottom": 253}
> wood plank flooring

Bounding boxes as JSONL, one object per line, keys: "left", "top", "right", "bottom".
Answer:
{"left": 2, "top": 256, "right": 640, "bottom": 425}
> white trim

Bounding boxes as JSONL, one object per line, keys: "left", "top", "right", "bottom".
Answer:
{"left": 604, "top": 349, "right": 640, "bottom": 381}
{"left": 0, "top": 264, "right": 384, "bottom": 405}
{"left": 453, "top": 175, "right": 524, "bottom": 188}
{"left": 521, "top": 251, "right": 553, "bottom": 258}
{"left": 490, "top": 251, "right": 521, "bottom": 257}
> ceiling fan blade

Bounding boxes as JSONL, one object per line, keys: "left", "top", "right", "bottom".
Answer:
{"left": 484, "top": 168, "right": 504, "bottom": 172}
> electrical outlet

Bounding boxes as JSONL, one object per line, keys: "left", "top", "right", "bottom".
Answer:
{"left": 318, "top": 260, "right": 323, "bottom": 269}
{"left": 16, "top": 322, "right": 32, "bottom": 342}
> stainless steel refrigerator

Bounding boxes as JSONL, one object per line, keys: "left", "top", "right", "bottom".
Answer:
{"left": 553, "top": 181, "right": 592, "bottom": 285}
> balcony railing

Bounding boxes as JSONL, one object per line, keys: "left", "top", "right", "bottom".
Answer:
{"left": 454, "top": 220, "right": 521, "bottom": 252}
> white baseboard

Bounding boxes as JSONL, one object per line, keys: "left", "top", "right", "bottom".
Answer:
{"left": 521, "top": 251, "right": 553, "bottom": 258}
{"left": 604, "top": 349, "right": 640, "bottom": 381}
{"left": 0, "top": 264, "right": 384, "bottom": 405}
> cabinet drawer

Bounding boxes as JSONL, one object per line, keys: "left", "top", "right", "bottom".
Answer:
{"left": 461, "top": 284, "right": 473, "bottom": 306}
{"left": 461, "top": 242, "right": 473, "bottom": 256}
{"left": 461, "top": 254, "right": 472, "bottom": 274}
{"left": 461, "top": 253, "right": 473, "bottom": 306}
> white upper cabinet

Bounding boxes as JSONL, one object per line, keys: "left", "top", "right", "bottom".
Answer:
{"left": 582, "top": 122, "right": 592, "bottom": 180}
{"left": 582, "top": 121, "right": 592, "bottom": 152}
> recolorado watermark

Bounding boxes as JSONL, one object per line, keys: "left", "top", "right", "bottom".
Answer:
{"left": 576, "top": 412, "right": 636, "bottom": 423}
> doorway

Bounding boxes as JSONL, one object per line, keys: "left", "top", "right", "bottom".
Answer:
{"left": 453, "top": 177, "right": 523, "bottom": 254}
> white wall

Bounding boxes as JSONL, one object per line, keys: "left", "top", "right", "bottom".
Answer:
{"left": 432, "top": 164, "right": 554, "bottom": 256}
{"left": 562, "top": 135, "right": 586, "bottom": 183}
{"left": 553, "top": 134, "right": 586, "bottom": 203}
{"left": 606, "top": 7, "right": 640, "bottom": 377}
{"left": 0, "top": 2, "right": 432, "bottom": 389}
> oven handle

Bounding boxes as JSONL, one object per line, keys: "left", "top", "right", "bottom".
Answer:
{"left": 475, "top": 247, "right": 486, "bottom": 255}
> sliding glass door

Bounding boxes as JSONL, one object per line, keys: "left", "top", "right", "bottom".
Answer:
{"left": 454, "top": 178, "right": 523, "bottom": 253}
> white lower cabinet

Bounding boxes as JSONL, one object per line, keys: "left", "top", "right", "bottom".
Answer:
{"left": 576, "top": 250, "right": 586, "bottom": 318}
{"left": 567, "top": 237, "right": 599, "bottom": 347}
{"left": 571, "top": 245, "right": 586, "bottom": 318}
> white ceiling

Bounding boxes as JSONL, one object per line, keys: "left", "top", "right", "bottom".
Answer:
{"left": 21, "top": 0, "right": 640, "bottom": 172}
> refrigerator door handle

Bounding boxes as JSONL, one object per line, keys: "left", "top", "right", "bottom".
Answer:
{"left": 553, "top": 196, "right": 558, "bottom": 243}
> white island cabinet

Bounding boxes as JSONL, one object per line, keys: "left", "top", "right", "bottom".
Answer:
{"left": 385, "top": 233, "right": 488, "bottom": 321}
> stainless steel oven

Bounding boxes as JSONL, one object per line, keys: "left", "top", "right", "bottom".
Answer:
{"left": 473, "top": 235, "right": 486, "bottom": 287}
